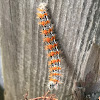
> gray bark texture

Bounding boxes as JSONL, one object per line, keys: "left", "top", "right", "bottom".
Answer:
{"left": 0, "top": 0, "right": 100, "bottom": 100}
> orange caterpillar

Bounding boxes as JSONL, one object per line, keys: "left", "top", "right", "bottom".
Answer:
{"left": 37, "top": 3, "right": 61, "bottom": 90}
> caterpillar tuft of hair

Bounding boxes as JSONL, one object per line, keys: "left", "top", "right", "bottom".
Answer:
{"left": 37, "top": 3, "right": 62, "bottom": 90}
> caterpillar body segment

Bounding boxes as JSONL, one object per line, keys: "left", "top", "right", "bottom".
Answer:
{"left": 49, "top": 66, "right": 61, "bottom": 72}
{"left": 37, "top": 13, "right": 48, "bottom": 19}
{"left": 47, "top": 51, "right": 60, "bottom": 58}
{"left": 43, "top": 35, "right": 56, "bottom": 43}
{"left": 40, "top": 27, "right": 53, "bottom": 35}
{"left": 45, "top": 43, "right": 58, "bottom": 50}
{"left": 48, "top": 59, "right": 61, "bottom": 66}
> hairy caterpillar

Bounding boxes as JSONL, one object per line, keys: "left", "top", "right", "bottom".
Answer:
{"left": 37, "top": 3, "right": 61, "bottom": 90}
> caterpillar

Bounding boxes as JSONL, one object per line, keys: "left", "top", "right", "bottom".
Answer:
{"left": 37, "top": 3, "right": 61, "bottom": 90}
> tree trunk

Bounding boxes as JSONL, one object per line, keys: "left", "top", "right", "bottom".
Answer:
{"left": 0, "top": 0, "right": 100, "bottom": 100}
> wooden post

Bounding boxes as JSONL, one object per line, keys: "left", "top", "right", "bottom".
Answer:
{"left": 1, "top": 0, "right": 100, "bottom": 100}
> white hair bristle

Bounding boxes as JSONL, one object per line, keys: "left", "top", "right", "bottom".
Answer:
{"left": 39, "top": 3, "right": 47, "bottom": 9}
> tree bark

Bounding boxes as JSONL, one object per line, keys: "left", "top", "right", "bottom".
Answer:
{"left": 0, "top": 0, "right": 100, "bottom": 100}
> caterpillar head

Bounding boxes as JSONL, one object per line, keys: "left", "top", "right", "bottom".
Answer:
{"left": 48, "top": 81, "right": 58, "bottom": 90}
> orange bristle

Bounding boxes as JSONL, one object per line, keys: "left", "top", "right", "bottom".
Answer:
{"left": 37, "top": 13, "right": 44, "bottom": 19}
{"left": 56, "top": 59, "right": 61, "bottom": 62}
{"left": 53, "top": 43, "right": 58, "bottom": 48}
{"left": 41, "top": 30, "right": 48, "bottom": 35}
{"left": 48, "top": 59, "right": 60, "bottom": 66}
{"left": 49, "top": 67, "right": 61, "bottom": 72}
{"left": 43, "top": 35, "right": 56, "bottom": 43}
{"left": 48, "top": 27, "right": 53, "bottom": 33}
{"left": 48, "top": 61, "right": 52, "bottom": 66}
{"left": 37, "top": 13, "right": 48, "bottom": 19}
{"left": 51, "top": 35, "right": 56, "bottom": 41}
{"left": 37, "top": 8, "right": 45, "bottom": 12}
{"left": 39, "top": 20, "right": 50, "bottom": 26}
{"left": 49, "top": 73, "right": 61, "bottom": 77}
{"left": 45, "top": 44, "right": 53, "bottom": 50}
{"left": 55, "top": 51, "right": 60, "bottom": 55}
{"left": 43, "top": 37, "right": 51, "bottom": 43}
{"left": 48, "top": 59, "right": 56, "bottom": 66}
{"left": 47, "top": 51, "right": 56, "bottom": 57}
{"left": 52, "top": 59, "right": 57, "bottom": 64}
{"left": 57, "top": 67, "right": 61, "bottom": 70}
{"left": 47, "top": 51, "right": 60, "bottom": 57}
{"left": 40, "top": 27, "right": 53, "bottom": 35}
{"left": 49, "top": 78, "right": 59, "bottom": 83}
{"left": 46, "top": 20, "right": 50, "bottom": 24}
{"left": 44, "top": 13, "right": 47, "bottom": 16}
{"left": 39, "top": 21, "right": 45, "bottom": 26}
